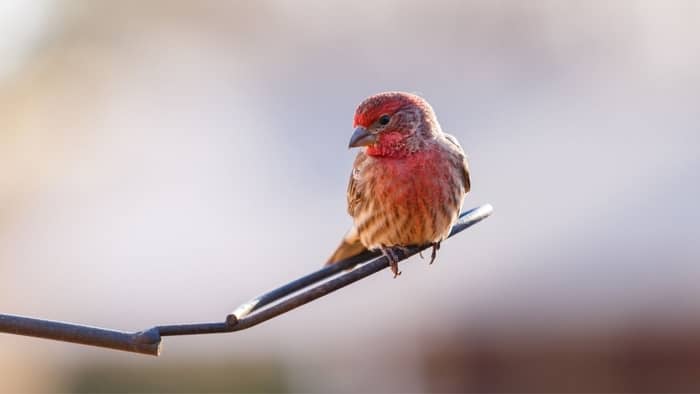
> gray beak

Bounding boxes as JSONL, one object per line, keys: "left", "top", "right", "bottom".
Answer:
{"left": 348, "top": 126, "right": 377, "bottom": 148}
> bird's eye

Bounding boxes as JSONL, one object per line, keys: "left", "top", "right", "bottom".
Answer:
{"left": 378, "top": 114, "right": 391, "bottom": 125}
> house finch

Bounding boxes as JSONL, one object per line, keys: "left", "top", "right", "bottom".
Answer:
{"left": 326, "top": 92, "right": 471, "bottom": 277}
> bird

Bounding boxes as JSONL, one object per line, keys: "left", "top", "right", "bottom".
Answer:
{"left": 325, "top": 91, "right": 470, "bottom": 277}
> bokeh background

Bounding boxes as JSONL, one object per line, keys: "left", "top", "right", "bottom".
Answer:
{"left": 1, "top": 0, "right": 699, "bottom": 392}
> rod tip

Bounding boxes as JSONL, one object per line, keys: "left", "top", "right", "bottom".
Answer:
{"left": 226, "top": 313, "right": 239, "bottom": 327}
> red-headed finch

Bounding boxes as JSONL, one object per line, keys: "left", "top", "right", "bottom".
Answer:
{"left": 326, "top": 92, "right": 470, "bottom": 277}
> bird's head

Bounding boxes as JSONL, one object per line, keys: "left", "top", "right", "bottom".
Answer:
{"left": 349, "top": 91, "right": 440, "bottom": 157}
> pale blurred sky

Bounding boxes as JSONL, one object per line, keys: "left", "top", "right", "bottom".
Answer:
{"left": 1, "top": 0, "right": 699, "bottom": 391}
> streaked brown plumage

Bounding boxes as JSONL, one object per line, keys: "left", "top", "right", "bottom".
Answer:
{"left": 326, "top": 92, "right": 470, "bottom": 277}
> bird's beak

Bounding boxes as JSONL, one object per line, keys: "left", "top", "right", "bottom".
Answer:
{"left": 348, "top": 126, "right": 377, "bottom": 148}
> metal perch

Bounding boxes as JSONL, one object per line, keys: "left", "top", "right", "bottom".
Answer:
{"left": 0, "top": 204, "right": 493, "bottom": 356}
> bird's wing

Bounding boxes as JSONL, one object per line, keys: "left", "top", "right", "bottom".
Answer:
{"left": 325, "top": 152, "right": 370, "bottom": 265}
{"left": 443, "top": 133, "right": 471, "bottom": 193}
{"left": 347, "top": 151, "right": 369, "bottom": 217}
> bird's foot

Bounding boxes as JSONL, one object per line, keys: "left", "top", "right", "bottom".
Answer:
{"left": 429, "top": 242, "right": 441, "bottom": 265}
{"left": 381, "top": 246, "right": 405, "bottom": 278}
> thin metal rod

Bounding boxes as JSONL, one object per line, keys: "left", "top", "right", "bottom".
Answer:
{"left": 231, "top": 204, "right": 492, "bottom": 318}
{"left": 0, "top": 314, "right": 161, "bottom": 356}
{"left": 230, "top": 203, "right": 493, "bottom": 330}
{"left": 231, "top": 250, "right": 378, "bottom": 318}
{"left": 232, "top": 253, "right": 402, "bottom": 331}
{"left": 0, "top": 204, "right": 493, "bottom": 356}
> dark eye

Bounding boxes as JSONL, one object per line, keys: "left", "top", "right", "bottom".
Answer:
{"left": 378, "top": 114, "right": 391, "bottom": 125}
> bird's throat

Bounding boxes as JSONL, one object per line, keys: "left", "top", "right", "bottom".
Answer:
{"left": 365, "top": 132, "right": 411, "bottom": 158}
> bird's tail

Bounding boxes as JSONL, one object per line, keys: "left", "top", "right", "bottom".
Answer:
{"left": 325, "top": 226, "right": 367, "bottom": 266}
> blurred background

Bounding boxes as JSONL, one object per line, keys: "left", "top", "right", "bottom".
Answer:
{"left": 1, "top": 0, "right": 699, "bottom": 392}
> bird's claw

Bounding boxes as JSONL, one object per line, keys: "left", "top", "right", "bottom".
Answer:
{"left": 382, "top": 247, "right": 404, "bottom": 278}
{"left": 429, "top": 242, "right": 441, "bottom": 265}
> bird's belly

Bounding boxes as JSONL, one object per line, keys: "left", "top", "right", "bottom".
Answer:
{"left": 355, "top": 157, "right": 462, "bottom": 249}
